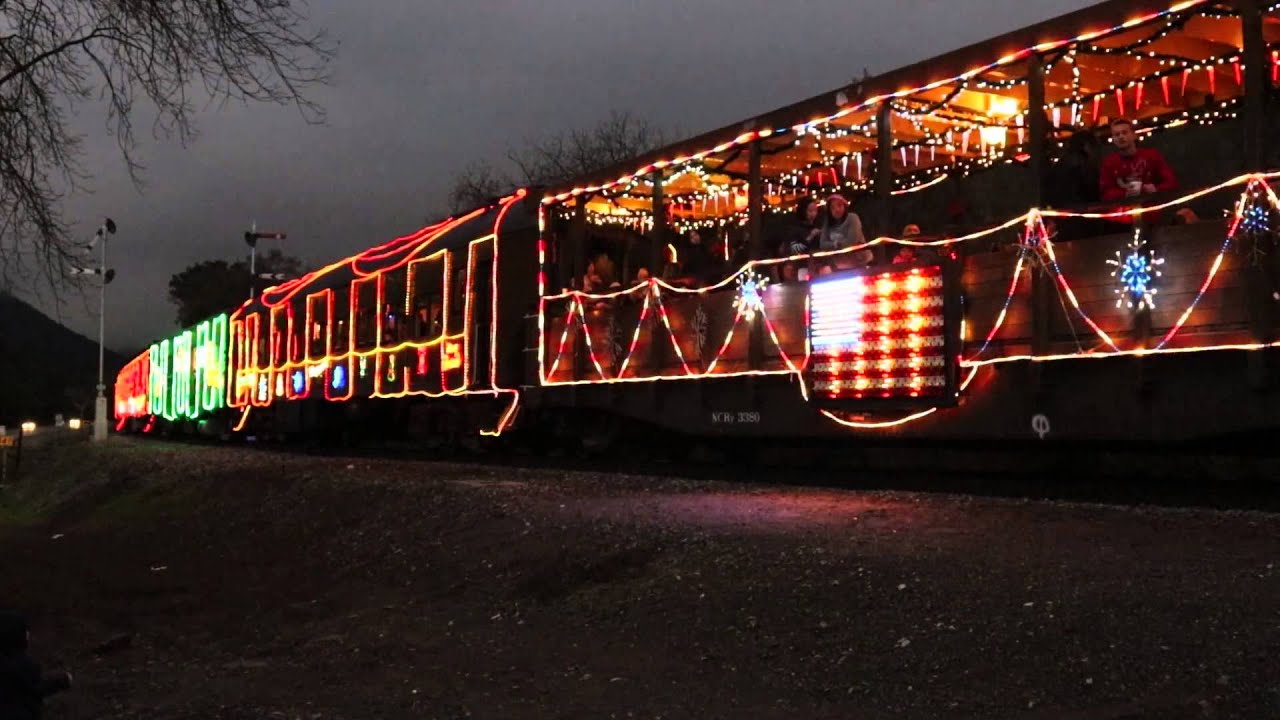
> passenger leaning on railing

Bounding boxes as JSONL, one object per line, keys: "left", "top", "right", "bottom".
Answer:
{"left": 782, "top": 196, "right": 820, "bottom": 256}
{"left": 1099, "top": 117, "right": 1177, "bottom": 226}
{"left": 893, "top": 224, "right": 922, "bottom": 264}
{"left": 775, "top": 196, "right": 819, "bottom": 282}
{"left": 816, "top": 193, "right": 872, "bottom": 272}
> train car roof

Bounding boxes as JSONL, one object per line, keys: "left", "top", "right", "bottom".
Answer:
{"left": 540, "top": 0, "right": 1229, "bottom": 204}
{"left": 237, "top": 191, "right": 535, "bottom": 316}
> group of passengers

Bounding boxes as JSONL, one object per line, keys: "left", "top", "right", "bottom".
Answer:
{"left": 770, "top": 194, "right": 938, "bottom": 282}
{"left": 576, "top": 116, "right": 1181, "bottom": 294}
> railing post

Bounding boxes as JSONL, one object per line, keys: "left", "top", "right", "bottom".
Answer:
{"left": 748, "top": 142, "right": 765, "bottom": 372}
{"left": 748, "top": 142, "right": 764, "bottom": 261}
{"left": 875, "top": 100, "right": 894, "bottom": 245}
{"left": 651, "top": 171, "right": 666, "bottom": 275}
{"left": 570, "top": 202, "right": 587, "bottom": 288}
{"left": 1240, "top": 0, "right": 1268, "bottom": 173}
{"left": 649, "top": 172, "right": 667, "bottom": 402}
{"left": 571, "top": 202, "right": 587, "bottom": 382}
{"left": 1240, "top": 0, "right": 1272, "bottom": 388}
{"left": 1027, "top": 54, "right": 1052, "bottom": 368}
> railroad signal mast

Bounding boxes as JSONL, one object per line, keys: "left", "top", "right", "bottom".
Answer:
{"left": 244, "top": 223, "right": 287, "bottom": 299}
{"left": 73, "top": 218, "right": 117, "bottom": 442}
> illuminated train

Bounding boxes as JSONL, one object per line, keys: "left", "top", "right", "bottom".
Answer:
{"left": 116, "top": 0, "right": 1280, "bottom": 449}
{"left": 114, "top": 193, "right": 536, "bottom": 443}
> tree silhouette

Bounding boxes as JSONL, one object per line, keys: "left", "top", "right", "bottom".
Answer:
{"left": 445, "top": 110, "right": 669, "bottom": 214}
{"left": 167, "top": 250, "right": 303, "bottom": 328}
{"left": 0, "top": 0, "right": 333, "bottom": 301}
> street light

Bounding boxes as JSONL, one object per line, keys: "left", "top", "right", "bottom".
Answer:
{"left": 73, "top": 218, "right": 116, "bottom": 442}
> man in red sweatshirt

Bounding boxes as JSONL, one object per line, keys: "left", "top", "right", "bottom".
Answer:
{"left": 1099, "top": 118, "right": 1177, "bottom": 202}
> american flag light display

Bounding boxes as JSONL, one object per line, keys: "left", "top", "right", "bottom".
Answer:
{"left": 808, "top": 264, "right": 949, "bottom": 400}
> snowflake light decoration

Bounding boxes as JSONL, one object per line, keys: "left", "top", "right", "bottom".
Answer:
{"left": 733, "top": 270, "right": 769, "bottom": 320}
{"left": 1107, "top": 229, "right": 1163, "bottom": 310}
{"left": 1239, "top": 196, "right": 1272, "bottom": 235}
{"left": 1235, "top": 190, "right": 1275, "bottom": 266}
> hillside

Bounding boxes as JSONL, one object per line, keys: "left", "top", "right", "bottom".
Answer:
{"left": 0, "top": 292, "right": 126, "bottom": 425}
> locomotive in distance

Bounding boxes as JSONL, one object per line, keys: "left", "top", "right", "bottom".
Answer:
{"left": 116, "top": 0, "right": 1280, "bottom": 448}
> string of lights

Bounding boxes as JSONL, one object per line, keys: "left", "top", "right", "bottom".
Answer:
{"left": 544, "top": 0, "right": 1279, "bottom": 228}
{"left": 218, "top": 191, "right": 530, "bottom": 437}
{"left": 540, "top": 173, "right": 1280, "bottom": 433}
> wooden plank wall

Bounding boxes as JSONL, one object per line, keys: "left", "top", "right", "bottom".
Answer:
{"left": 958, "top": 218, "right": 1250, "bottom": 355}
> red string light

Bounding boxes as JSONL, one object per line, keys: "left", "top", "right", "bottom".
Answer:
{"left": 540, "top": 173, "right": 1279, "bottom": 433}
{"left": 223, "top": 192, "right": 527, "bottom": 437}
{"left": 113, "top": 351, "right": 151, "bottom": 419}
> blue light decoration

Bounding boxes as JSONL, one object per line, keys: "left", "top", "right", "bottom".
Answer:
{"left": 332, "top": 364, "right": 347, "bottom": 390}
{"left": 732, "top": 269, "right": 769, "bottom": 321}
{"left": 1240, "top": 198, "right": 1272, "bottom": 235}
{"left": 291, "top": 370, "right": 305, "bottom": 394}
{"left": 1108, "top": 229, "right": 1164, "bottom": 310}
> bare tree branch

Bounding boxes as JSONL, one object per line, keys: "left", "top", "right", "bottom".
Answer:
{"left": 0, "top": 0, "right": 335, "bottom": 305}
{"left": 445, "top": 110, "right": 668, "bottom": 214}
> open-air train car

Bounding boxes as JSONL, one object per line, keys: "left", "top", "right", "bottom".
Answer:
{"left": 532, "top": 0, "right": 1280, "bottom": 446}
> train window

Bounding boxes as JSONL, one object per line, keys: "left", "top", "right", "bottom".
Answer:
{"left": 332, "top": 288, "right": 351, "bottom": 351}
{"left": 448, "top": 256, "right": 467, "bottom": 331}
{"left": 270, "top": 305, "right": 288, "bottom": 367}
{"left": 407, "top": 254, "right": 444, "bottom": 341}
{"left": 287, "top": 301, "right": 304, "bottom": 363}
{"left": 251, "top": 312, "right": 268, "bottom": 369}
{"left": 352, "top": 278, "right": 378, "bottom": 350}
{"left": 306, "top": 291, "right": 330, "bottom": 359}
{"left": 381, "top": 268, "right": 407, "bottom": 344}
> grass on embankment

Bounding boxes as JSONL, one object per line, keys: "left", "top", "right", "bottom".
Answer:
{"left": 0, "top": 439, "right": 201, "bottom": 529}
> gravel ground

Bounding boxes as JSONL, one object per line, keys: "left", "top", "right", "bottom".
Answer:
{"left": 1, "top": 438, "right": 1278, "bottom": 719}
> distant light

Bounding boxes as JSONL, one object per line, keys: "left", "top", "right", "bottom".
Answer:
{"left": 21, "top": 421, "right": 36, "bottom": 433}
{"left": 68, "top": 418, "right": 82, "bottom": 430}
{"left": 979, "top": 125, "right": 1007, "bottom": 147}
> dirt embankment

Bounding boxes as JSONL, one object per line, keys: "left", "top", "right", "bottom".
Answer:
{"left": 2, "top": 439, "right": 1279, "bottom": 719}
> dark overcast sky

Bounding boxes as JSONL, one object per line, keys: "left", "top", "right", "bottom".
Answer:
{"left": 34, "top": 0, "right": 1096, "bottom": 353}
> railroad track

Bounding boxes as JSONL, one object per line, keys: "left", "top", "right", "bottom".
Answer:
{"left": 119, "top": 427, "right": 1280, "bottom": 513}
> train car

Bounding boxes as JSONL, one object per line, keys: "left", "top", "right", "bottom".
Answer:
{"left": 531, "top": 0, "right": 1280, "bottom": 447}
{"left": 116, "top": 0, "right": 1280, "bottom": 453}
{"left": 116, "top": 191, "right": 540, "bottom": 445}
